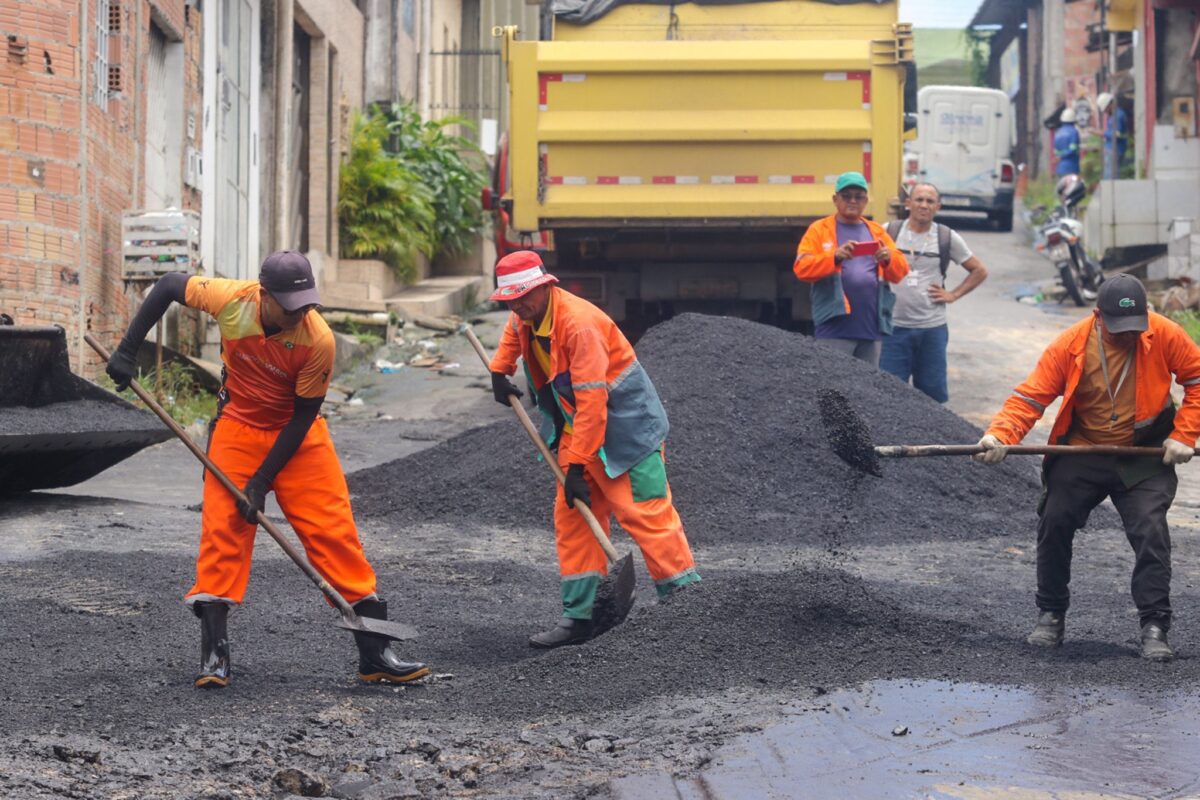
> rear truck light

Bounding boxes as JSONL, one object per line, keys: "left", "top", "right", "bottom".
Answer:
{"left": 481, "top": 187, "right": 495, "bottom": 211}
{"left": 1000, "top": 163, "right": 1015, "bottom": 183}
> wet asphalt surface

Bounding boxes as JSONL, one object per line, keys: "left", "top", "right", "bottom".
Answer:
{"left": 4, "top": 225, "right": 1200, "bottom": 798}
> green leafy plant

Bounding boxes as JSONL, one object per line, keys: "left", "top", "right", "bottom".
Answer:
{"left": 1079, "top": 133, "right": 1104, "bottom": 188}
{"left": 97, "top": 361, "right": 218, "bottom": 426}
{"left": 332, "top": 316, "right": 384, "bottom": 348}
{"left": 1022, "top": 175, "right": 1060, "bottom": 226}
{"left": 962, "top": 29, "right": 992, "bottom": 88}
{"left": 378, "top": 102, "right": 488, "bottom": 260}
{"left": 1167, "top": 310, "right": 1200, "bottom": 344}
{"left": 339, "top": 110, "right": 437, "bottom": 282}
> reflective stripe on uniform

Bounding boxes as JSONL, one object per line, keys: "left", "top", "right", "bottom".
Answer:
{"left": 608, "top": 360, "right": 639, "bottom": 392}
{"left": 653, "top": 566, "right": 698, "bottom": 586}
{"left": 560, "top": 570, "right": 604, "bottom": 582}
{"left": 1014, "top": 391, "right": 1046, "bottom": 412}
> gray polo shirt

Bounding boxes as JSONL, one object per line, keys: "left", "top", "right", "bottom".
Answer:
{"left": 890, "top": 221, "right": 973, "bottom": 329}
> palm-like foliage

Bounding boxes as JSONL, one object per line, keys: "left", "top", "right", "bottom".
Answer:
{"left": 338, "top": 103, "right": 488, "bottom": 283}
{"left": 338, "top": 111, "right": 436, "bottom": 282}
{"left": 381, "top": 103, "right": 488, "bottom": 259}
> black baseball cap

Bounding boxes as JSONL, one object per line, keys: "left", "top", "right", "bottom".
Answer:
{"left": 1096, "top": 273, "right": 1148, "bottom": 333}
{"left": 259, "top": 250, "right": 321, "bottom": 312}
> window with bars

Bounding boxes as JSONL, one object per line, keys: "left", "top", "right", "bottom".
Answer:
{"left": 93, "top": 0, "right": 109, "bottom": 107}
{"left": 92, "top": 0, "right": 122, "bottom": 106}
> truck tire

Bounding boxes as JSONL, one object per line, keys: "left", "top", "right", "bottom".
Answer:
{"left": 992, "top": 207, "right": 1014, "bottom": 232}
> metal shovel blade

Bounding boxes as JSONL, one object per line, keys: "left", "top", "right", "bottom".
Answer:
{"left": 591, "top": 553, "right": 637, "bottom": 637}
{"left": 817, "top": 389, "right": 882, "bottom": 477}
{"left": 333, "top": 614, "right": 419, "bottom": 642}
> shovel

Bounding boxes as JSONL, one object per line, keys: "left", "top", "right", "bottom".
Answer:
{"left": 85, "top": 334, "right": 417, "bottom": 643}
{"left": 818, "top": 388, "right": 1174, "bottom": 477}
{"left": 460, "top": 325, "right": 636, "bottom": 633}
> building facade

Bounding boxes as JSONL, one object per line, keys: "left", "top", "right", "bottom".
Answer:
{"left": 1, "top": 0, "right": 492, "bottom": 372}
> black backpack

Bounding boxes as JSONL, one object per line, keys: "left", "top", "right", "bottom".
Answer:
{"left": 886, "top": 220, "right": 953, "bottom": 283}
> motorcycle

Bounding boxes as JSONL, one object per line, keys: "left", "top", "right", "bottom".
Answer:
{"left": 1040, "top": 174, "right": 1103, "bottom": 306}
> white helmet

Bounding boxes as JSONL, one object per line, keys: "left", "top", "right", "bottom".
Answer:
{"left": 1097, "top": 92, "right": 1114, "bottom": 113}
{"left": 1060, "top": 107, "right": 1077, "bottom": 124}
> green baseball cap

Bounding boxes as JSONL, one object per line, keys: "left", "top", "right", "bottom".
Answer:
{"left": 835, "top": 171, "right": 869, "bottom": 193}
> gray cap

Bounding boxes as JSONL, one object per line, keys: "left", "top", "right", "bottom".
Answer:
{"left": 1096, "top": 273, "right": 1148, "bottom": 333}
{"left": 259, "top": 251, "right": 321, "bottom": 312}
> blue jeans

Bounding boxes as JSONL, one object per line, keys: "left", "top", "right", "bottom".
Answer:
{"left": 880, "top": 324, "right": 949, "bottom": 403}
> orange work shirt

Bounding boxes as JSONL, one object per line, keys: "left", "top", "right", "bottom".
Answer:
{"left": 1066, "top": 323, "right": 1137, "bottom": 446}
{"left": 185, "top": 277, "right": 334, "bottom": 430}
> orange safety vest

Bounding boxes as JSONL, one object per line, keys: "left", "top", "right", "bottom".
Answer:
{"left": 793, "top": 214, "right": 909, "bottom": 333}
{"left": 986, "top": 312, "right": 1200, "bottom": 448}
{"left": 490, "top": 286, "right": 669, "bottom": 477}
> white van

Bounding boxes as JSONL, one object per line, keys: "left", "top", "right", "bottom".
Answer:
{"left": 903, "top": 86, "right": 1016, "bottom": 231}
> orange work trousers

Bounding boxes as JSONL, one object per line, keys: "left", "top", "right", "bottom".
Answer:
{"left": 554, "top": 433, "right": 699, "bottom": 618}
{"left": 185, "top": 416, "right": 377, "bottom": 607}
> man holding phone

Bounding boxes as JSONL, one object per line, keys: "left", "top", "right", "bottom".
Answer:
{"left": 793, "top": 171, "right": 909, "bottom": 365}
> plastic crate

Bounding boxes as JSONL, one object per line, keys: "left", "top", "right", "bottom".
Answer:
{"left": 121, "top": 209, "right": 201, "bottom": 279}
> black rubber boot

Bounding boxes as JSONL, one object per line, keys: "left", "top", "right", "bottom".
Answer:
{"left": 353, "top": 599, "right": 430, "bottom": 684}
{"left": 1027, "top": 611, "right": 1065, "bottom": 647}
{"left": 193, "top": 601, "right": 231, "bottom": 689}
{"left": 529, "top": 617, "right": 593, "bottom": 648}
{"left": 1141, "top": 623, "right": 1174, "bottom": 662}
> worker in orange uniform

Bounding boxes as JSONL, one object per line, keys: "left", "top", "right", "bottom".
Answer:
{"left": 105, "top": 252, "right": 429, "bottom": 687}
{"left": 487, "top": 250, "right": 701, "bottom": 648}
{"left": 793, "top": 171, "right": 909, "bottom": 366}
{"left": 976, "top": 275, "right": 1200, "bottom": 662}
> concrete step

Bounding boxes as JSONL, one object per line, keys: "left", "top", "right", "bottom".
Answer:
{"left": 320, "top": 290, "right": 387, "bottom": 313}
{"left": 385, "top": 275, "right": 488, "bottom": 319}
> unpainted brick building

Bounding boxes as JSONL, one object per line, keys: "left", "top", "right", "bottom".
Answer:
{"left": 0, "top": 0, "right": 204, "bottom": 371}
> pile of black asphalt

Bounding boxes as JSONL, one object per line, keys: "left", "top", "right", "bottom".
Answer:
{"left": 1, "top": 314, "right": 1192, "bottom": 800}
{"left": 346, "top": 312, "right": 1189, "bottom": 710}
{"left": 352, "top": 311, "right": 1043, "bottom": 546}
{"left": 0, "top": 398, "right": 163, "bottom": 434}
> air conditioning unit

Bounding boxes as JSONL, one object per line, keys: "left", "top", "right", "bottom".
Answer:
{"left": 121, "top": 208, "right": 202, "bottom": 280}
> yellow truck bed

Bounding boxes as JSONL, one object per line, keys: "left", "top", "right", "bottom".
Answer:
{"left": 499, "top": 0, "right": 913, "bottom": 232}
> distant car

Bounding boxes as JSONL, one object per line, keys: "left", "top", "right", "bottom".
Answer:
{"left": 482, "top": 133, "right": 550, "bottom": 265}
{"left": 903, "top": 86, "right": 1016, "bottom": 231}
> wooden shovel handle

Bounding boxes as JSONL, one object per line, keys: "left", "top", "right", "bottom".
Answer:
{"left": 84, "top": 334, "right": 359, "bottom": 620}
{"left": 876, "top": 444, "right": 1170, "bottom": 457}
{"left": 461, "top": 325, "right": 620, "bottom": 564}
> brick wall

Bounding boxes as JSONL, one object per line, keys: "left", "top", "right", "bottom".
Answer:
{"left": 0, "top": 0, "right": 204, "bottom": 375}
{"left": 0, "top": 0, "right": 84, "bottom": 340}
{"left": 1062, "top": 0, "right": 1105, "bottom": 135}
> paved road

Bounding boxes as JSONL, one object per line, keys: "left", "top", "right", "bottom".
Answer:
{"left": 608, "top": 212, "right": 1200, "bottom": 800}
{"left": 944, "top": 211, "right": 1200, "bottom": 533}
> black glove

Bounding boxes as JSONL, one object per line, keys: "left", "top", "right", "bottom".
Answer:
{"left": 563, "top": 464, "right": 591, "bottom": 510}
{"left": 491, "top": 372, "right": 523, "bottom": 406}
{"left": 105, "top": 346, "right": 138, "bottom": 392}
{"left": 236, "top": 474, "right": 270, "bottom": 524}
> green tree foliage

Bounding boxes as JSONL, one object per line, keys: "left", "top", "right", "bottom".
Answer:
{"left": 962, "top": 29, "right": 991, "bottom": 88}
{"left": 337, "top": 103, "right": 488, "bottom": 283}
{"left": 339, "top": 110, "right": 436, "bottom": 282}
{"left": 379, "top": 103, "right": 488, "bottom": 260}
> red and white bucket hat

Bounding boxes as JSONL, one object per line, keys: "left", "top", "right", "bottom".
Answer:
{"left": 489, "top": 250, "right": 558, "bottom": 301}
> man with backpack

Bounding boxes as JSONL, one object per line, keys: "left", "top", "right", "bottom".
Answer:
{"left": 879, "top": 182, "right": 989, "bottom": 402}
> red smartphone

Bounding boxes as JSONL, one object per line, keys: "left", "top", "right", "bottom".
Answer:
{"left": 850, "top": 240, "right": 881, "bottom": 257}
